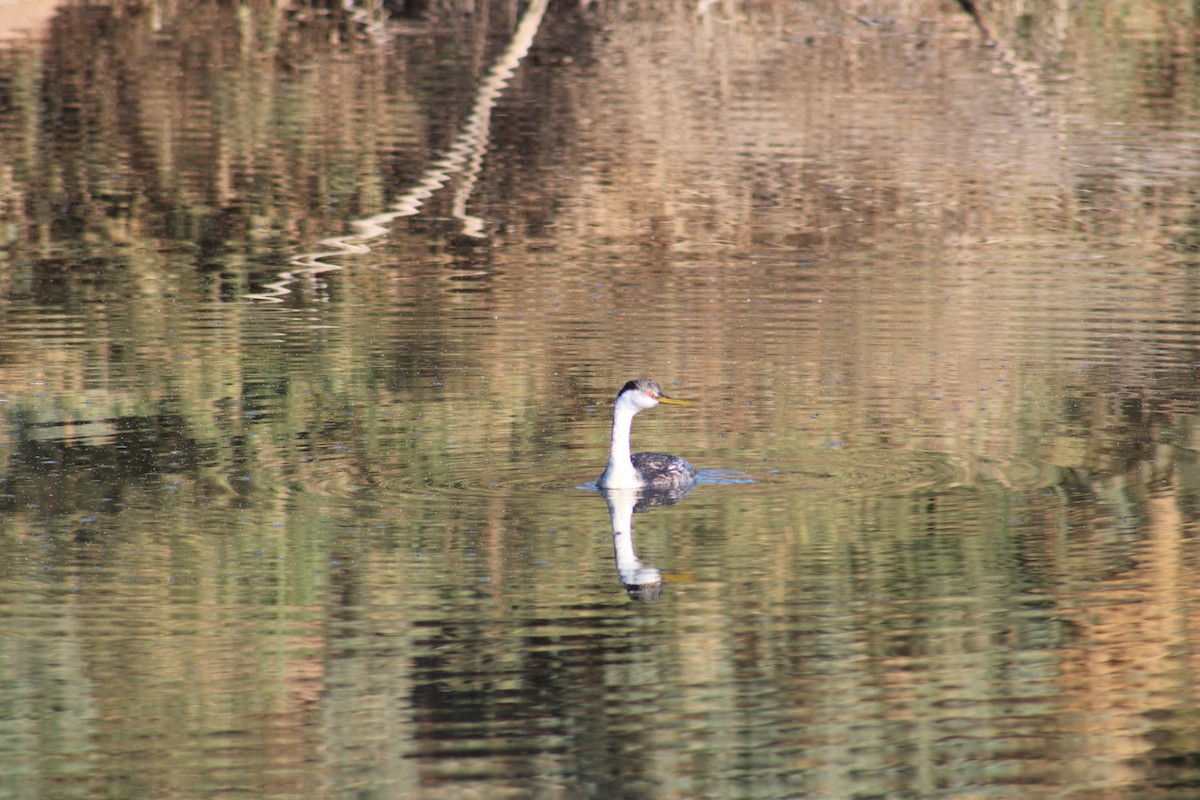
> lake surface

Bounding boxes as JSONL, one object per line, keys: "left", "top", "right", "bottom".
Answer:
{"left": 3, "top": 0, "right": 1200, "bottom": 797}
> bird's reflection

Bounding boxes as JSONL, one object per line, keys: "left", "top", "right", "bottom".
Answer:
{"left": 601, "top": 483, "right": 693, "bottom": 601}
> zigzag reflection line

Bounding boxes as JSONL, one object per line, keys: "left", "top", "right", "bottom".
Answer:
{"left": 246, "top": 0, "right": 549, "bottom": 303}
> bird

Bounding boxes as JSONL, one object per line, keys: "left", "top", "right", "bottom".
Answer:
{"left": 597, "top": 379, "right": 697, "bottom": 490}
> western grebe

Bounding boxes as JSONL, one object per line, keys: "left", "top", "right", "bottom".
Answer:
{"left": 597, "top": 379, "right": 697, "bottom": 490}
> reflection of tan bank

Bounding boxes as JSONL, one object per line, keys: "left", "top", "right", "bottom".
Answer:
{"left": 1051, "top": 482, "right": 1192, "bottom": 789}
{"left": 0, "top": 0, "right": 64, "bottom": 41}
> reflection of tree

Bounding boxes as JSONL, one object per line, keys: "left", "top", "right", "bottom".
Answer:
{"left": 0, "top": 0, "right": 573, "bottom": 507}
{"left": 3, "top": 1, "right": 533, "bottom": 261}
{"left": 249, "top": 0, "right": 550, "bottom": 301}
{"left": 405, "top": 610, "right": 665, "bottom": 796}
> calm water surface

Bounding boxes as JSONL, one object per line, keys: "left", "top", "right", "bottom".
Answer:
{"left": 3, "top": 1, "right": 1200, "bottom": 798}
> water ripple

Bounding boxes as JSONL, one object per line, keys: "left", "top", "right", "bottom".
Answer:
{"left": 329, "top": 448, "right": 1069, "bottom": 502}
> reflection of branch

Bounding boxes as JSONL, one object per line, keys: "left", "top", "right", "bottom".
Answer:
{"left": 246, "top": 0, "right": 550, "bottom": 302}
{"left": 344, "top": 0, "right": 390, "bottom": 44}
{"left": 953, "top": 0, "right": 991, "bottom": 43}
{"left": 951, "top": 0, "right": 1049, "bottom": 115}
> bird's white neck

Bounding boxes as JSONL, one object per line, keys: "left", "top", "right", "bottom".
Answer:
{"left": 599, "top": 401, "right": 641, "bottom": 489}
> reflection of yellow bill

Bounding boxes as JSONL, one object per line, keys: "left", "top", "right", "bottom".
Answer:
{"left": 662, "top": 572, "right": 698, "bottom": 583}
